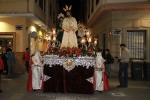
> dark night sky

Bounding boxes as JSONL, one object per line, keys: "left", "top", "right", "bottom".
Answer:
{"left": 58, "top": 0, "right": 82, "bottom": 21}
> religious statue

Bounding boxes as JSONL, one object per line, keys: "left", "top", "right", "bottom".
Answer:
{"left": 60, "top": 5, "right": 78, "bottom": 48}
{"left": 56, "top": 13, "right": 64, "bottom": 43}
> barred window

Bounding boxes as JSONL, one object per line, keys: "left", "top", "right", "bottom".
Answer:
{"left": 127, "top": 30, "right": 146, "bottom": 59}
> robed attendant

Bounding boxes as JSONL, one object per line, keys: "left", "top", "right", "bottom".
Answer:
{"left": 94, "top": 52, "right": 110, "bottom": 92}
{"left": 27, "top": 51, "right": 44, "bottom": 91}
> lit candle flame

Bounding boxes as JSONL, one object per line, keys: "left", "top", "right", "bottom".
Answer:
{"left": 48, "top": 36, "right": 51, "bottom": 40}
{"left": 87, "top": 36, "right": 92, "bottom": 43}
{"left": 52, "top": 28, "right": 56, "bottom": 34}
{"left": 81, "top": 37, "right": 86, "bottom": 43}
{"left": 94, "top": 38, "right": 98, "bottom": 45}
{"left": 53, "top": 35, "right": 56, "bottom": 41}
{"left": 86, "top": 31, "right": 90, "bottom": 36}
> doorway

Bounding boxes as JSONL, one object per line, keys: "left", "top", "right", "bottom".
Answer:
{"left": 0, "top": 32, "right": 16, "bottom": 54}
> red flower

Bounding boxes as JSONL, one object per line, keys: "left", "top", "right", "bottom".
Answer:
{"left": 58, "top": 49, "right": 61, "bottom": 53}
{"left": 76, "top": 52, "right": 80, "bottom": 56}
{"left": 69, "top": 53, "right": 72, "bottom": 57}
{"left": 78, "top": 49, "right": 82, "bottom": 53}
{"left": 65, "top": 49, "right": 69, "bottom": 53}
{"left": 62, "top": 54, "right": 66, "bottom": 57}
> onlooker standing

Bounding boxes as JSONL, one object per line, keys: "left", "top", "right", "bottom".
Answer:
{"left": 6, "top": 48, "right": 15, "bottom": 77}
{"left": 25, "top": 48, "right": 30, "bottom": 73}
{"left": 2, "top": 52, "right": 8, "bottom": 74}
{"left": 105, "top": 49, "right": 112, "bottom": 78}
{"left": 117, "top": 44, "right": 130, "bottom": 88}
{"left": 0, "top": 54, "right": 4, "bottom": 93}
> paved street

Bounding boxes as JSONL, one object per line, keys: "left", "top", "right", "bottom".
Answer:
{"left": 0, "top": 73, "right": 150, "bottom": 100}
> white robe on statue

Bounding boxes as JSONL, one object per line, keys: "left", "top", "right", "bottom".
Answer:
{"left": 31, "top": 51, "right": 43, "bottom": 90}
{"left": 95, "top": 52, "right": 105, "bottom": 91}
{"left": 61, "top": 17, "right": 78, "bottom": 48}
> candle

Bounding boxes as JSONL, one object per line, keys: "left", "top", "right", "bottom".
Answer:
{"left": 48, "top": 36, "right": 51, "bottom": 41}
{"left": 81, "top": 37, "right": 86, "bottom": 43}
{"left": 87, "top": 36, "right": 92, "bottom": 43}
{"left": 94, "top": 41, "right": 97, "bottom": 45}
{"left": 53, "top": 35, "right": 56, "bottom": 41}
{"left": 86, "top": 31, "right": 90, "bottom": 36}
{"left": 94, "top": 38, "right": 98, "bottom": 45}
{"left": 52, "top": 28, "right": 56, "bottom": 34}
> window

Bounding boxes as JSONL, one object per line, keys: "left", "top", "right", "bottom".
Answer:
{"left": 127, "top": 30, "right": 146, "bottom": 59}
{"left": 96, "top": 0, "right": 99, "bottom": 5}
{"left": 103, "top": 34, "right": 106, "bottom": 50}
{"left": 44, "top": 0, "right": 46, "bottom": 12}
{"left": 50, "top": 3, "right": 52, "bottom": 21}
{"left": 91, "top": 0, "right": 94, "bottom": 13}
{"left": 53, "top": 10, "right": 55, "bottom": 24}
{"left": 88, "top": 0, "right": 90, "bottom": 19}
{"left": 39, "top": 0, "right": 43, "bottom": 10}
{"left": 50, "top": 4, "right": 52, "bottom": 15}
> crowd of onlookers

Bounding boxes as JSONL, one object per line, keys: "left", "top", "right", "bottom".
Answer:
{"left": 98, "top": 44, "right": 130, "bottom": 88}
{"left": 0, "top": 48, "right": 15, "bottom": 93}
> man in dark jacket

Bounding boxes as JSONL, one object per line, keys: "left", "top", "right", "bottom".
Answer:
{"left": 6, "top": 48, "right": 15, "bottom": 77}
{"left": 105, "top": 49, "right": 112, "bottom": 78}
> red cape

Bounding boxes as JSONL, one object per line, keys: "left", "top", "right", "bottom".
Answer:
{"left": 93, "top": 62, "right": 110, "bottom": 91}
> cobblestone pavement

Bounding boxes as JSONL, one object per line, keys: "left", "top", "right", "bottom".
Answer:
{"left": 0, "top": 73, "right": 150, "bottom": 100}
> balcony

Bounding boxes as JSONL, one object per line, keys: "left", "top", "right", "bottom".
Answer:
{"left": 0, "top": 0, "right": 46, "bottom": 27}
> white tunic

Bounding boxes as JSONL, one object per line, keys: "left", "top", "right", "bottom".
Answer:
{"left": 61, "top": 17, "right": 78, "bottom": 48}
{"left": 31, "top": 51, "right": 43, "bottom": 90}
{"left": 95, "top": 52, "right": 105, "bottom": 91}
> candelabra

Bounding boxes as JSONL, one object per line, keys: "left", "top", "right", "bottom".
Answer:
{"left": 79, "top": 29, "right": 98, "bottom": 51}
{"left": 46, "top": 28, "right": 60, "bottom": 48}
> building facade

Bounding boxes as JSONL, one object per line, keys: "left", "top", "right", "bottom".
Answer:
{"left": 86, "top": 0, "right": 150, "bottom": 60}
{"left": 0, "top": 0, "right": 58, "bottom": 72}
{"left": 85, "top": 0, "right": 150, "bottom": 76}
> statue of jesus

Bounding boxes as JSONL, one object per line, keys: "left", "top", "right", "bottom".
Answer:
{"left": 60, "top": 5, "right": 78, "bottom": 48}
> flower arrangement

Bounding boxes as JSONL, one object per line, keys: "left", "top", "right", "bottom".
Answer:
{"left": 47, "top": 46, "right": 95, "bottom": 57}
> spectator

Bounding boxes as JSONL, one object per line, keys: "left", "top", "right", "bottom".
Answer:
{"left": 105, "top": 49, "right": 113, "bottom": 78}
{"left": 0, "top": 54, "right": 4, "bottom": 93}
{"left": 6, "top": 48, "right": 15, "bottom": 77}
{"left": 24, "top": 48, "right": 30, "bottom": 73}
{"left": 117, "top": 44, "right": 130, "bottom": 88}
{"left": 2, "top": 52, "right": 8, "bottom": 74}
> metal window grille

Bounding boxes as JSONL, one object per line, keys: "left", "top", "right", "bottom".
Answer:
{"left": 127, "top": 30, "right": 146, "bottom": 59}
